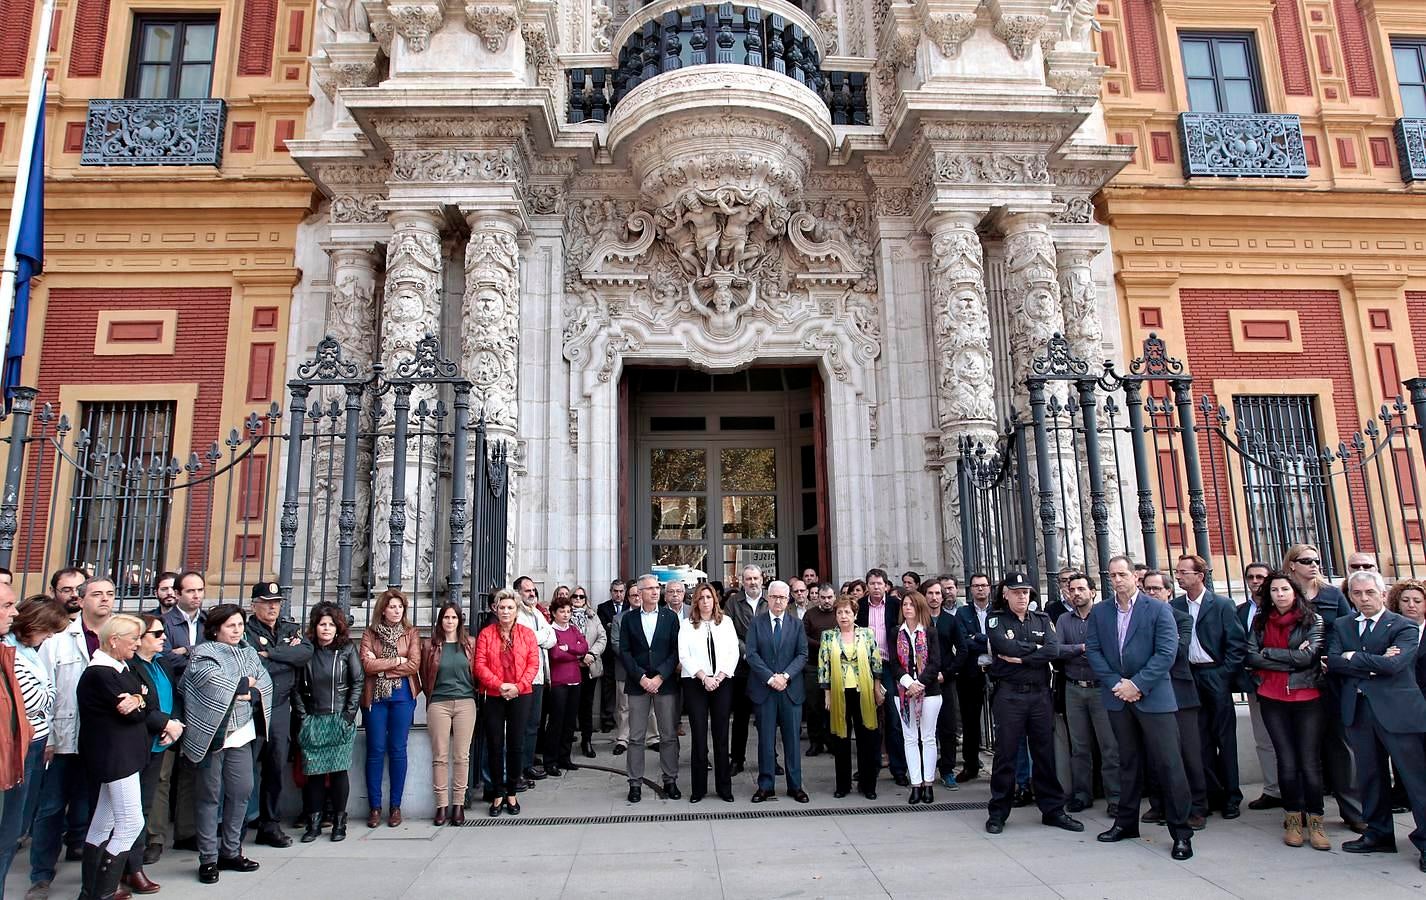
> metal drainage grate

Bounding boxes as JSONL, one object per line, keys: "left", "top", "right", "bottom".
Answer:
{"left": 460, "top": 800, "right": 989, "bottom": 827}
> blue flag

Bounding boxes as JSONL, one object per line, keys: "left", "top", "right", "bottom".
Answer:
{"left": 4, "top": 84, "right": 43, "bottom": 413}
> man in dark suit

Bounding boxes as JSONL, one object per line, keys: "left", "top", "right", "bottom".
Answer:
{"left": 723, "top": 565, "right": 767, "bottom": 775}
{"left": 596, "top": 578, "right": 627, "bottom": 732}
{"left": 1087, "top": 556, "right": 1193, "bottom": 861}
{"left": 857, "top": 568, "right": 908, "bottom": 786}
{"left": 924, "top": 578, "right": 965, "bottom": 788}
{"left": 1142, "top": 571, "right": 1207, "bottom": 828}
{"left": 1327, "top": 570, "right": 1426, "bottom": 871}
{"left": 745, "top": 580, "right": 809, "bottom": 803}
{"left": 954, "top": 573, "right": 994, "bottom": 781}
{"left": 619, "top": 574, "right": 683, "bottom": 802}
{"left": 1171, "top": 553, "right": 1246, "bottom": 818}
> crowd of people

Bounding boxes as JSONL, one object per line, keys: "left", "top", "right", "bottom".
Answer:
{"left": 0, "top": 540, "right": 1422, "bottom": 896}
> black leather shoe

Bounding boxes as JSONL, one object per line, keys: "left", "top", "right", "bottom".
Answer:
{"left": 923, "top": 785, "right": 934, "bottom": 804}
{"left": 909, "top": 787, "right": 923, "bottom": 806}
{"left": 1043, "top": 812, "right": 1085, "bottom": 833}
{"left": 1220, "top": 804, "right": 1241, "bottom": 820}
{"left": 730, "top": 762, "right": 745, "bottom": 776}
{"left": 1066, "top": 798, "right": 1089, "bottom": 813}
{"left": 893, "top": 774, "right": 911, "bottom": 788}
{"left": 488, "top": 799, "right": 505, "bottom": 817}
{"left": 788, "top": 789, "right": 809, "bottom": 803}
{"left": 1140, "top": 808, "right": 1166, "bottom": 824}
{"left": 581, "top": 739, "right": 596, "bottom": 759}
{"left": 527, "top": 766, "right": 547, "bottom": 780}
{"left": 1342, "top": 835, "right": 1398, "bottom": 854}
{"left": 216, "top": 855, "right": 259, "bottom": 873}
{"left": 506, "top": 798, "right": 521, "bottom": 815}
{"left": 627, "top": 785, "right": 642, "bottom": 803}
{"left": 1171, "top": 838, "right": 1193, "bottom": 860}
{"left": 197, "top": 863, "right": 218, "bottom": 884}
{"left": 1187, "top": 814, "right": 1206, "bottom": 831}
{"left": 863, "top": 790, "right": 877, "bottom": 800}
{"left": 649, "top": 742, "right": 661, "bottom": 752}
{"left": 1418, "top": 850, "right": 1425, "bottom": 873}
{"left": 255, "top": 826, "right": 292, "bottom": 848}
{"left": 664, "top": 782, "right": 682, "bottom": 800}
{"left": 546, "top": 766, "right": 562, "bottom": 778}
{"left": 1247, "top": 794, "right": 1282, "bottom": 811}
{"left": 833, "top": 789, "right": 849, "bottom": 799}
{"left": 690, "top": 793, "right": 703, "bottom": 804}
{"left": 719, "top": 792, "right": 735, "bottom": 803}
{"left": 1097, "top": 825, "right": 1140, "bottom": 842}
{"left": 612, "top": 744, "right": 627, "bottom": 756}
{"left": 1012, "top": 787, "right": 1034, "bottom": 808}
{"left": 751, "top": 788, "right": 773, "bottom": 803}
{"left": 1342, "top": 817, "right": 1368, "bottom": 834}
{"left": 985, "top": 819, "right": 1004, "bottom": 835}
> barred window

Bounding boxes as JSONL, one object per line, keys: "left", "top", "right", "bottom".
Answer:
{"left": 67, "top": 401, "right": 178, "bottom": 599}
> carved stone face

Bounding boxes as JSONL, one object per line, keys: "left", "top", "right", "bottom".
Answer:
{"left": 952, "top": 287, "right": 982, "bottom": 322}
{"left": 471, "top": 281, "right": 506, "bottom": 324}
{"left": 472, "top": 349, "right": 502, "bottom": 387}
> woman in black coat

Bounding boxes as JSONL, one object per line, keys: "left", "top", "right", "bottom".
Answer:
{"left": 77, "top": 614, "right": 164, "bottom": 900}
{"left": 887, "top": 591, "right": 942, "bottom": 805}
{"left": 123, "top": 614, "right": 185, "bottom": 892}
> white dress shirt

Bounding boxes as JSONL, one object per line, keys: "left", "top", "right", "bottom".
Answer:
{"left": 1184, "top": 592, "right": 1214, "bottom": 665}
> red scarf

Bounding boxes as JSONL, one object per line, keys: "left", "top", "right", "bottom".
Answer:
{"left": 896, "top": 627, "right": 929, "bottom": 726}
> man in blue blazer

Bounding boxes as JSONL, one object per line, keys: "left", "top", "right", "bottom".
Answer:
{"left": 1171, "top": 554, "right": 1247, "bottom": 818}
{"left": 745, "top": 580, "right": 809, "bottom": 803}
{"left": 1086, "top": 556, "right": 1194, "bottom": 860}
{"left": 1327, "top": 570, "right": 1426, "bottom": 871}
{"left": 620, "top": 574, "right": 684, "bottom": 803}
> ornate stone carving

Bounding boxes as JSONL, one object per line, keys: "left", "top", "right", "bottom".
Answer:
{"left": 928, "top": 215, "right": 996, "bottom": 443}
{"left": 817, "top": 10, "right": 839, "bottom": 54}
{"left": 328, "top": 247, "right": 380, "bottom": 367}
{"left": 1051, "top": 195, "right": 1094, "bottom": 224}
{"left": 1003, "top": 215, "right": 1064, "bottom": 405}
{"left": 1056, "top": 0, "right": 1099, "bottom": 48}
{"left": 1056, "top": 246, "right": 1103, "bottom": 366}
{"left": 526, "top": 183, "right": 564, "bottom": 216}
{"left": 388, "top": 3, "right": 443, "bottom": 52}
{"left": 375, "top": 116, "right": 527, "bottom": 141}
{"left": 934, "top": 151, "right": 1051, "bottom": 185}
{"left": 319, "top": 0, "right": 370, "bottom": 39}
{"left": 461, "top": 214, "right": 522, "bottom": 433}
{"left": 925, "top": 12, "right": 975, "bottom": 58}
{"left": 317, "top": 163, "right": 389, "bottom": 186}
{"left": 874, "top": 187, "right": 914, "bottom": 217}
{"left": 331, "top": 193, "right": 387, "bottom": 224}
{"left": 391, "top": 148, "right": 525, "bottom": 185}
{"left": 991, "top": 12, "right": 1048, "bottom": 60}
{"left": 591, "top": 2, "right": 613, "bottom": 52}
{"left": 466, "top": 2, "right": 520, "bottom": 52}
{"left": 922, "top": 121, "right": 1072, "bottom": 144}
{"left": 380, "top": 211, "right": 444, "bottom": 376}
{"left": 521, "top": 22, "right": 558, "bottom": 87}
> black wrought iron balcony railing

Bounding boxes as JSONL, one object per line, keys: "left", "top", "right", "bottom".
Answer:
{"left": 566, "top": 2, "right": 869, "bottom": 126}
{"left": 1394, "top": 118, "right": 1426, "bottom": 184}
{"left": 81, "top": 98, "right": 226, "bottom": 167}
{"left": 1177, "top": 111, "right": 1308, "bottom": 179}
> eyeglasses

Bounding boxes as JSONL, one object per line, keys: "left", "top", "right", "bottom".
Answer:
{"left": 1293, "top": 558, "right": 1320, "bottom": 567}
{"left": 573, "top": 594, "right": 586, "bottom": 599}
{"left": 1349, "top": 563, "right": 1374, "bottom": 571}
{"left": 145, "top": 629, "right": 165, "bottom": 637}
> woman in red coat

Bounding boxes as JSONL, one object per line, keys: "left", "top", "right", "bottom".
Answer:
{"left": 475, "top": 588, "right": 539, "bottom": 816}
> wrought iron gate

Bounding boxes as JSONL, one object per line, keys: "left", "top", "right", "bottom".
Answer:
{"left": 0, "top": 333, "right": 509, "bottom": 626}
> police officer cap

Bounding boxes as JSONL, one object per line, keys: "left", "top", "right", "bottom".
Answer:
{"left": 250, "top": 580, "right": 283, "bottom": 602}
{"left": 1002, "top": 572, "right": 1032, "bottom": 590}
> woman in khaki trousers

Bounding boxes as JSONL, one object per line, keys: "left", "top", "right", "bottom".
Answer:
{"left": 421, "top": 602, "right": 478, "bottom": 825}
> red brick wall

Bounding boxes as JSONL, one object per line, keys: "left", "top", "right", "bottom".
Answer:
{"left": 1333, "top": 0, "right": 1380, "bottom": 98}
{"left": 67, "top": 0, "right": 111, "bottom": 79}
{"left": 23, "top": 287, "right": 232, "bottom": 571}
{"left": 0, "top": 0, "right": 34, "bottom": 78}
{"left": 1273, "top": 0, "right": 1312, "bottom": 96}
{"left": 1121, "top": 0, "right": 1165, "bottom": 92}
{"left": 1409, "top": 292, "right": 1426, "bottom": 375}
{"left": 237, "top": 0, "right": 278, "bottom": 76}
{"left": 1178, "top": 288, "right": 1367, "bottom": 552}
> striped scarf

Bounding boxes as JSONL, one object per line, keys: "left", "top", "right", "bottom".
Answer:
{"left": 896, "top": 627, "right": 929, "bottom": 728}
{"left": 179, "top": 641, "right": 273, "bottom": 763}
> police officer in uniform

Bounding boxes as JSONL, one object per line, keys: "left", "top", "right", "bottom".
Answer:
{"left": 984, "top": 572, "right": 1083, "bottom": 835}
{"left": 245, "top": 580, "right": 313, "bottom": 848}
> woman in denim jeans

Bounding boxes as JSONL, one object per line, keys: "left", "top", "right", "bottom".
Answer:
{"left": 359, "top": 589, "right": 421, "bottom": 828}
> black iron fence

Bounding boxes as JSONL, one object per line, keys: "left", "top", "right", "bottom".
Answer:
{"left": 0, "top": 334, "right": 509, "bottom": 627}
{"left": 957, "top": 333, "right": 1426, "bottom": 604}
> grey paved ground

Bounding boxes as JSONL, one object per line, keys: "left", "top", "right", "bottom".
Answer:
{"left": 7, "top": 743, "right": 1425, "bottom": 899}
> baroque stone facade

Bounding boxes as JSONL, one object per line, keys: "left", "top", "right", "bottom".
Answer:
{"left": 288, "top": 0, "right": 1131, "bottom": 596}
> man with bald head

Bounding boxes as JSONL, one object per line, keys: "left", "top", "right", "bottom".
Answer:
{"left": 745, "top": 580, "right": 809, "bottom": 803}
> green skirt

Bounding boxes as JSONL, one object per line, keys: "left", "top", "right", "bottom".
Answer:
{"left": 299, "top": 712, "right": 357, "bottom": 775}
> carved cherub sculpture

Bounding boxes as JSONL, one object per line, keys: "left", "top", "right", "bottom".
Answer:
{"left": 1060, "top": 0, "right": 1101, "bottom": 46}
{"left": 681, "top": 192, "right": 723, "bottom": 277}
{"left": 716, "top": 191, "right": 770, "bottom": 275}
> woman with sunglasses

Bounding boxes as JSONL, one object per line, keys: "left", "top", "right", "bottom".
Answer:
{"left": 1282, "top": 543, "right": 1364, "bottom": 834}
{"left": 123, "top": 614, "right": 185, "bottom": 893}
{"left": 570, "top": 587, "right": 607, "bottom": 759}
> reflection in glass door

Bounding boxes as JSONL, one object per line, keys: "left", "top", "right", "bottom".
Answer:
{"left": 719, "top": 447, "right": 778, "bottom": 583}
{"left": 650, "top": 448, "right": 710, "bottom": 576}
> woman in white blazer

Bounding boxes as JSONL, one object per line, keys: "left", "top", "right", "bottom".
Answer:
{"left": 678, "top": 583, "right": 740, "bottom": 803}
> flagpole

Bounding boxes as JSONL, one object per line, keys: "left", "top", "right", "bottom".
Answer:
{"left": 0, "top": 0, "right": 58, "bottom": 369}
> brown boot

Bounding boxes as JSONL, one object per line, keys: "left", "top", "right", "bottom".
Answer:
{"left": 1283, "top": 811, "right": 1304, "bottom": 847}
{"left": 1306, "top": 814, "right": 1330, "bottom": 851}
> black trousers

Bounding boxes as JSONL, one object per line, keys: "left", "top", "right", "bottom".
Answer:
{"left": 730, "top": 673, "right": 753, "bottom": 766}
{"left": 1193, "top": 666, "right": 1242, "bottom": 808}
{"left": 543, "top": 683, "right": 580, "bottom": 768}
{"left": 599, "top": 656, "right": 617, "bottom": 730}
{"left": 880, "top": 668, "right": 907, "bottom": 779}
{"left": 1147, "top": 706, "right": 1207, "bottom": 816}
{"left": 987, "top": 684, "right": 1065, "bottom": 822}
{"left": 956, "top": 672, "right": 986, "bottom": 773}
{"left": 254, "top": 701, "right": 292, "bottom": 827}
{"left": 1109, "top": 704, "right": 1193, "bottom": 841}
{"left": 828, "top": 688, "right": 880, "bottom": 795}
{"left": 301, "top": 771, "right": 350, "bottom": 818}
{"left": 1258, "top": 695, "right": 1325, "bottom": 815}
{"left": 1319, "top": 680, "right": 1364, "bottom": 822}
{"left": 1347, "top": 696, "right": 1426, "bottom": 853}
{"left": 484, "top": 693, "right": 532, "bottom": 796}
{"left": 937, "top": 678, "right": 959, "bottom": 775}
{"left": 805, "top": 681, "right": 828, "bottom": 748}
{"left": 578, "top": 670, "right": 597, "bottom": 741}
{"left": 684, "top": 679, "right": 733, "bottom": 798}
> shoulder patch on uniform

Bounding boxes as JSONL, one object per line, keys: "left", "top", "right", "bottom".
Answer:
{"left": 987, "top": 617, "right": 998, "bottom": 628}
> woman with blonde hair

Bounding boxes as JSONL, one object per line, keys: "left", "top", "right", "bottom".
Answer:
{"left": 678, "top": 582, "right": 739, "bottom": 803}
{"left": 359, "top": 589, "right": 421, "bottom": 828}
{"left": 475, "top": 589, "right": 538, "bottom": 816}
{"left": 818, "top": 593, "right": 882, "bottom": 800}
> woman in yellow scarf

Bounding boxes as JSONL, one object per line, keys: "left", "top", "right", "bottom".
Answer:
{"left": 818, "top": 594, "right": 882, "bottom": 799}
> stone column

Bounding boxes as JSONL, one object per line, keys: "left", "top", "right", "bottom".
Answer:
{"left": 927, "top": 210, "right": 998, "bottom": 578}
{"left": 1003, "top": 211, "right": 1084, "bottom": 567}
{"left": 459, "top": 209, "right": 522, "bottom": 442}
{"left": 373, "top": 207, "right": 444, "bottom": 596}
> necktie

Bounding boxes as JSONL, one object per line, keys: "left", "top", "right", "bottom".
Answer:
{"left": 773, "top": 615, "right": 782, "bottom": 646}
{"left": 1360, "top": 618, "right": 1372, "bottom": 640}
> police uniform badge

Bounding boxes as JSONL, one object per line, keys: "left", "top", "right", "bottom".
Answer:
{"left": 988, "top": 617, "right": 998, "bottom": 629}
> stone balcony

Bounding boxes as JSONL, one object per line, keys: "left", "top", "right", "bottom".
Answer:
{"left": 565, "top": 0, "right": 868, "bottom": 125}
{"left": 80, "top": 98, "right": 227, "bottom": 167}
{"left": 1394, "top": 118, "right": 1426, "bottom": 184}
{"left": 1177, "top": 111, "right": 1309, "bottom": 180}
